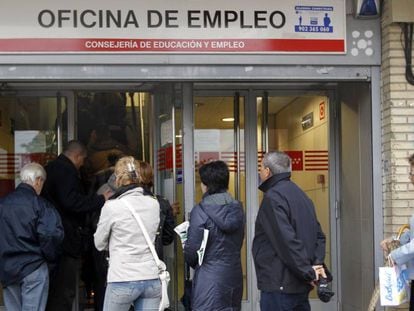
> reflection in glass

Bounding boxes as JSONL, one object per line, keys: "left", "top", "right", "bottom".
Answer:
{"left": 76, "top": 92, "right": 151, "bottom": 166}
{"left": 0, "top": 96, "right": 66, "bottom": 196}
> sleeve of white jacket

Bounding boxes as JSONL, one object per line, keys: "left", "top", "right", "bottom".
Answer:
{"left": 94, "top": 203, "right": 112, "bottom": 251}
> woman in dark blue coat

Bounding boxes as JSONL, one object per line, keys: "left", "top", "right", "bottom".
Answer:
{"left": 184, "top": 160, "right": 245, "bottom": 311}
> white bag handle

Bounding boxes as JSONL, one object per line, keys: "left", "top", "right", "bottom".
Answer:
{"left": 122, "top": 198, "right": 170, "bottom": 311}
{"left": 122, "top": 199, "right": 163, "bottom": 269}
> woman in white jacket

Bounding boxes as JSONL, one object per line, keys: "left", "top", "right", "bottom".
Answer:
{"left": 94, "top": 156, "right": 161, "bottom": 311}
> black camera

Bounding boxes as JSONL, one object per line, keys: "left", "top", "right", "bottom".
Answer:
{"left": 317, "top": 277, "right": 335, "bottom": 303}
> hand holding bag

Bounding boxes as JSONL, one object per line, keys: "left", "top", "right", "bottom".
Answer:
{"left": 368, "top": 224, "right": 410, "bottom": 311}
{"left": 123, "top": 200, "right": 170, "bottom": 311}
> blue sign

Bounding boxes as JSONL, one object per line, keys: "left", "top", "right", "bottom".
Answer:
{"left": 295, "top": 6, "right": 334, "bottom": 33}
{"left": 176, "top": 169, "right": 183, "bottom": 184}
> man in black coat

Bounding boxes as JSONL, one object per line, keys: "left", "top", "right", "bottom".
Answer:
{"left": 252, "top": 151, "right": 326, "bottom": 311}
{"left": 0, "top": 162, "right": 64, "bottom": 311}
{"left": 41, "top": 140, "right": 112, "bottom": 311}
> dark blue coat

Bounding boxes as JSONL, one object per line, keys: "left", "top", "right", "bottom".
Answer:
{"left": 0, "top": 183, "right": 64, "bottom": 286}
{"left": 184, "top": 192, "right": 245, "bottom": 311}
{"left": 252, "top": 172, "right": 326, "bottom": 294}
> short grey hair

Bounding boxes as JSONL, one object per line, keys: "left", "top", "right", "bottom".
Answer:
{"left": 262, "top": 151, "right": 291, "bottom": 175}
{"left": 20, "top": 162, "right": 46, "bottom": 184}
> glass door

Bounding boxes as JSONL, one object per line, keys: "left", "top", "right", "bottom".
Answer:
{"left": 153, "top": 83, "right": 184, "bottom": 311}
{"left": 193, "top": 91, "right": 251, "bottom": 308}
{"left": 256, "top": 92, "right": 338, "bottom": 310}
{"left": 0, "top": 90, "right": 70, "bottom": 307}
{"left": 75, "top": 90, "right": 155, "bottom": 310}
{"left": 74, "top": 85, "right": 184, "bottom": 310}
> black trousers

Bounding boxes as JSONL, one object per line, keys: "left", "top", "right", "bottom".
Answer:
{"left": 411, "top": 280, "right": 414, "bottom": 311}
{"left": 92, "top": 248, "right": 108, "bottom": 311}
{"left": 260, "top": 291, "right": 310, "bottom": 311}
{"left": 46, "top": 255, "right": 80, "bottom": 311}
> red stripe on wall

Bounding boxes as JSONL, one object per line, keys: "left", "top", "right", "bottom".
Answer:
{"left": 0, "top": 38, "right": 345, "bottom": 53}
{"left": 304, "top": 150, "right": 328, "bottom": 171}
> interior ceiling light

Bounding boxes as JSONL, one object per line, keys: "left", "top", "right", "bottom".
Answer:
{"left": 222, "top": 117, "right": 234, "bottom": 122}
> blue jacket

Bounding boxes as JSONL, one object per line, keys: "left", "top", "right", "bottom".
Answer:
{"left": 0, "top": 183, "right": 64, "bottom": 286}
{"left": 252, "top": 172, "right": 326, "bottom": 294}
{"left": 391, "top": 216, "right": 414, "bottom": 279}
{"left": 184, "top": 192, "right": 245, "bottom": 311}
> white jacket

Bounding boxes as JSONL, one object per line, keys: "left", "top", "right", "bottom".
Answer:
{"left": 94, "top": 187, "right": 160, "bottom": 283}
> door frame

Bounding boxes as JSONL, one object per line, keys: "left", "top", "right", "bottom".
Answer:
{"left": 4, "top": 85, "right": 341, "bottom": 311}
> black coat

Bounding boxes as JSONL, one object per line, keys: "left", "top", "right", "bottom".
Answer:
{"left": 184, "top": 192, "right": 245, "bottom": 311}
{"left": 252, "top": 172, "right": 326, "bottom": 294}
{"left": 134, "top": 188, "right": 175, "bottom": 260}
{"left": 0, "top": 183, "right": 64, "bottom": 286}
{"left": 154, "top": 194, "right": 175, "bottom": 260}
{"left": 41, "top": 154, "right": 105, "bottom": 257}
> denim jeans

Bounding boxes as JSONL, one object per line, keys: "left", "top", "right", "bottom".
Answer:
{"left": 260, "top": 290, "right": 310, "bottom": 311}
{"left": 103, "top": 278, "right": 161, "bottom": 311}
{"left": 3, "top": 262, "right": 49, "bottom": 311}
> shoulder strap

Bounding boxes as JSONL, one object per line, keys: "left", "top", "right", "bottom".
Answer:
{"left": 122, "top": 198, "right": 162, "bottom": 267}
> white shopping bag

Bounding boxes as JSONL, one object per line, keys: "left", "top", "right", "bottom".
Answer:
{"left": 379, "top": 265, "right": 409, "bottom": 306}
{"left": 174, "top": 221, "right": 190, "bottom": 249}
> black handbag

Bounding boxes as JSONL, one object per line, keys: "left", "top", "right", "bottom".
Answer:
{"left": 181, "top": 263, "right": 192, "bottom": 311}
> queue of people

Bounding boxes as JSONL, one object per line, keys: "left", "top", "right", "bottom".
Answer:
{"left": 0, "top": 143, "right": 331, "bottom": 311}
